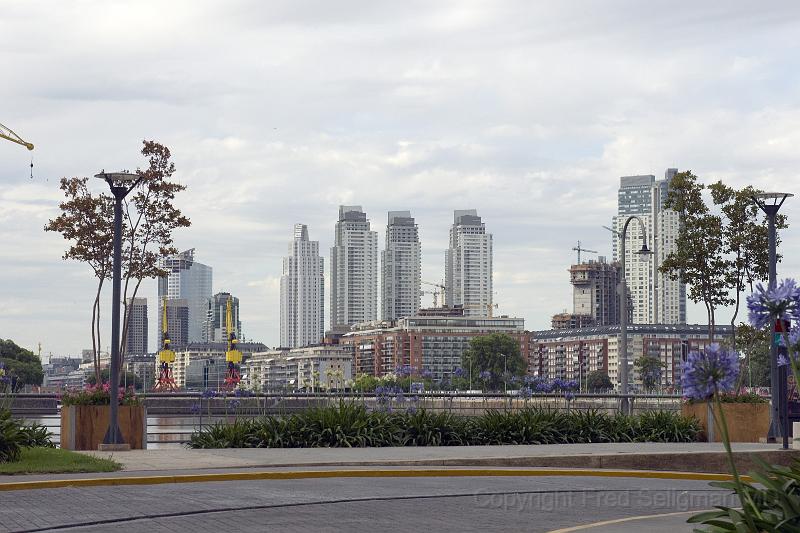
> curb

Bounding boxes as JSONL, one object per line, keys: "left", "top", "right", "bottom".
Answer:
{"left": 0, "top": 467, "right": 753, "bottom": 492}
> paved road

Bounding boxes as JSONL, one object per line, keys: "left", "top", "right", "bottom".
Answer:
{"left": 0, "top": 474, "right": 735, "bottom": 532}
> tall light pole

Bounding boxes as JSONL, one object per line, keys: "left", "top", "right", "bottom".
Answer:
{"left": 500, "top": 353, "right": 508, "bottom": 394}
{"left": 752, "top": 192, "right": 793, "bottom": 448}
{"left": 610, "top": 217, "right": 652, "bottom": 414}
{"left": 96, "top": 171, "right": 141, "bottom": 449}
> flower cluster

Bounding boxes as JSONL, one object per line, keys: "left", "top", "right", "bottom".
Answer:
{"left": 747, "top": 279, "right": 800, "bottom": 330}
{"left": 680, "top": 344, "right": 739, "bottom": 401}
{"left": 479, "top": 370, "right": 492, "bottom": 380}
{"left": 60, "top": 383, "right": 140, "bottom": 406}
{"left": 453, "top": 367, "right": 465, "bottom": 378}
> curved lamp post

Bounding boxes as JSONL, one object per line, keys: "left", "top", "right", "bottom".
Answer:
{"left": 95, "top": 171, "right": 141, "bottom": 449}
{"left": 613, "top": 216, "right": 652, "bottom": 414}
{"left": 751, "top": 192, "right": 793, "bottom": 449}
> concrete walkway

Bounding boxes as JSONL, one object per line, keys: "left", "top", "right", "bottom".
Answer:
{"left": 75, "top": 442, "right": 797, "bottom": 474}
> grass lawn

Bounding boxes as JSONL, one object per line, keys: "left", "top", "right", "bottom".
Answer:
{"left": 0, "top": 447, "right": 121, "bottom": 475}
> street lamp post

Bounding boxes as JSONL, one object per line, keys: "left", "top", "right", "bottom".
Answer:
{"left": 500, "top": 353, "right": 508, "bottom": 394}
{"left": 752, "top": 192, "right": 793, "bottom": 449}
{"left": 615, "top": 216, "right": 652, "bottom": 415}
{"left": 96, "top": 171, "right": 141, "bottom": 448}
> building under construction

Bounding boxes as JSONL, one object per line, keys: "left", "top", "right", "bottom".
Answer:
{"left": 569, "top": 256, "right": 621, "bottom": 327}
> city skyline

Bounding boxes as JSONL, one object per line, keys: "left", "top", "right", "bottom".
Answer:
{"left": 2, "top": 2, "right": 799, "bottom": 356}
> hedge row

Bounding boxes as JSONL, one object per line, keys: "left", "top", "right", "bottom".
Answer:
{"left": 188, "top": 402, "right": 700, "bottom": 448}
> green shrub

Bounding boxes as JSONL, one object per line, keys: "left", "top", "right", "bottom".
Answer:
{"left": 188, "top": 403, "right": 701, "bottom": 449}
{"left": 0, "top": 409, "right": 23, "bottom": 462}
{"left": 18, "top": 423, "right": 55, "bottom": 448}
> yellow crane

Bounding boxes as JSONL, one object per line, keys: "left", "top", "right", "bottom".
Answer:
{"left": 421, "top": 280, "right": 446, "bottom": 308}
{"left": 223, "top": 297, "right": 242, "bottom": 390}
{"left": 0, "top": 122, "right": 34, "bottom": 150}
{"left": 153, "top": 297, "right": 178, "bottom": 391}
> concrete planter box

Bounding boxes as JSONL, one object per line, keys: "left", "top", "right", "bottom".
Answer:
{"left": 60, "top": 405, "right": 146, "bottom": 450}
{"left": 682, "top": 402, "right": 770, "bottom": 443}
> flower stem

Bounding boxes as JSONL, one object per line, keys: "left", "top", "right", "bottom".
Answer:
{"left": 712, "top": 391, "right": 761, "bottom": 526}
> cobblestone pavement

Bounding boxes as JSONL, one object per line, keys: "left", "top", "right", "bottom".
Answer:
{"left": 0, "top": 475, "right": 734, "bottom": 532}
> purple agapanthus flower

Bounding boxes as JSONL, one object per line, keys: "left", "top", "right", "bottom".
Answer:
{"left": 680, "top": 343, "right": 740, "bottom": 400}
{"left": 453, "top": 367, "right": 465, "bottom": 378}
{"left": 201, "top": 388, "right": 217, "bottom": 399}
{"left": 421, "top": 368, "right": 432, "bottom": 379}
{"left": 479, "top": 370, "right": 491, "bottom": 380}
{"left": 190, "top": 402, "right": 201, "bottom": 414}
{"left": 778, "top": 354, "right": 790, "bottom": 367}
{"left": 518, "top": 386, "right": 532, "bottom": 399}
{"left": 747, "top": 279, "right": 800, "bottom": 330}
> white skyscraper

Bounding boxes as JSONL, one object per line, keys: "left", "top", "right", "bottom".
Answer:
{"left": 158, "top": 249, "right": 213, "bottom": 342}
{"left": 280, "top": 224, "right": 324, "bottom": 348}
{"left": 331, "top": 206, "right": 378, "bottom": 329}
{"left": 203, "top": 292, "right": 242, "bottom": 343}
{"left": 445, "top": 209, "right": 493, "bottom": 317}
{"left": 612, "top": 170, "right": 687, "bottom": 324}
{"left": 382, "top": 211, "right": 421, "bottom": 321}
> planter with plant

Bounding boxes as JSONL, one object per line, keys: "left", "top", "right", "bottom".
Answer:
{"left": 682, "top": 392, "right": 770, "bottom": 443}
{"left": 60, "top": 383, "right": 146, "bottom": 450}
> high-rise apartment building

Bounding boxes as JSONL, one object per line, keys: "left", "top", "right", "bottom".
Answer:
{"left": 330, "top": 206, "right": 378, "bottom": 329}
{"left": 158, "top": 249, "right": 213, "bottom": 342}
{"left": 570, "top": 257, "right": 621, "bottom": 326}
{"left": 612, "top": 170, "right": 686, "bottom": 324}
{"left": 163, "top": 298, "right": 189, "bottom": 348}
{"left": 381, "top": 211, "right": 421, "bottom": 321}
{"left": 445, "top": 210, "right": 493, "bottom": 317}
{"left": 124, "top": 297, "right": 148, "bottom": 355}
{"left": 280, "top": 224, "right": 324, "bottom": 348}
{"left": 203, "top": 292, "right": 241, "bottom": 343}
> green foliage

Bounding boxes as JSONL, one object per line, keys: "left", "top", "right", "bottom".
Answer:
{"left": 688, "top": 457, "right": 800, "bottom": 531}
{"left": 0, "top": 339, "right": 44, "bottom": 388}
{"left": 188, "top": 404, "right": 701, "bottom": 449}
{"left": 0, "top": 447, "right": 121, "bottom": 474}
{"left": 0, "top": 409, "right": 23, "bottom": 463}
{"left": 585, "top": 370, "right": 613, "bottom": 392}
{"left": 462, "top": 333, "right": 526, "bottom": 391}
{"left": 18, "top": 423, "right": 55, "bottom": 448}
{"left": 660, "top": 171, "right": 733, "bottom": 339}
{"left": 736, "top": 323, "right": 771, "bottom": 388}
{"left": 634, "top": 355, "right": 665, "bottom": 391}
{"left": 352, "top": 374, "right": 380, "bottom": 392}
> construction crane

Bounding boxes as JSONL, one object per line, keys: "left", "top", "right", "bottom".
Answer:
{"left": 0, "top": 123, "right": 34, "bottom": 150}
{"left": 223, "top": 297, "right": 242, "bottom": 390}
{"left": 153, "top": 297, "right": 178, "bottom": 391}
{"left": 572, "top": 240, "right": 597, "bottom": 264}
{"left": 421, "top": 280, "right": 446, "bottom": 307}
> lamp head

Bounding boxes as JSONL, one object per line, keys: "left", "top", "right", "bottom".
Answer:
{"left": 637, "top": 243, "right": 651, "bottom": 255}
{"left": 94, "top": 170, "right": 139, "bottom": 189}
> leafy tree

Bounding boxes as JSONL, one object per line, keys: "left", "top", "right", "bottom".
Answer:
{"left": 0, "top": 340, "right": 44, "bottom": 389}
{"left": 634, "top": 355, "right": 665, "bottom": 391}
{"left": 708, "top": 182, "right": 787, "bottom": 350}
{"left": 735, "top": 323, "right": 771, "bottom": 388}
{"left": 352, "top": 374, "right": 380, "bottom": 392}
{"left": 585, "top": 370, "right": 613, "bottom": 392}
{"left": 660, "top": 171, "right": 732, "bottom": 340}
{"left": 462, "top": 333, "right": 526, "bottom": 391}
{"left": 46, "top": 141, "right": 190, "bottom": 383}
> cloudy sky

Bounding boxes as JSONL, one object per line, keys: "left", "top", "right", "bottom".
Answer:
{"left": 2, "top": 1, "right": 799, "bottom": 359}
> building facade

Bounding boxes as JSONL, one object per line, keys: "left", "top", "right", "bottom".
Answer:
{"left": 173, "top": 341, "right": 268, "bottom": 389}
{"left": 203, "top": 292, "right": 241, "bottom": 343}
{"left": 246, "top": 345, "right": 353, "bottom": 392}
{"left": 570, "top": 257, "right": 621, "bottom": 326}
{"left": 340, "top": 313, "right": 526, "bottom": 383}
{"left": 612, "top": 170, "right": 686, "bottom": 325}
{"left": 445, "top": 210, "right": 493, "bottom": 317}
{"left": 280, "top": 224, "right": 324, "bottom": 348}
{"left": 381, "top": 211, "right": 421, "bottom": 321}
{"left": 124, "top": 297, "right": 148, "bottom": 356}
{"left": 330, "top": 206, "right": 378, "bottom": 329}
{"left": 528, "top": 324, "right": 731, "bottom": 389}
{"left": 162, "top": 299, "right": 189, "bottom": 349}
{"left": 158, "top": 249, "right": 213, "bottom": 342}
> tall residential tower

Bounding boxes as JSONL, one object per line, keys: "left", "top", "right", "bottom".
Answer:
{"left": 124, "top": 297, "right": 148, "bottom": 355}
{"left": 445, "top": 210, "right": 493, "bottom": 317}
{"left": 158, "top": 249, "right": 213, "bottom": 342}
{"left": 382, "top": 211, "right": 421, "bottom": 321}
{"left": 280, "top": 224, "right": 324, "bottom": 348}
{"left": 331, "top": 206, "right": 378, "bottom": 329}
{"left": 612, "top": 170, "right": 686, "bottom": 324}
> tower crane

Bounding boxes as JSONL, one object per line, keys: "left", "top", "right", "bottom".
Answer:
{"left": 421, "top": 280, "right": 446, "bottom": 308}
{"left": 223, "top": 297, "right": 242, "bottom": 390}
{"left": 572, "top": 240, "right": 597, "bottom": 264}
{"left": 154, "top": 297, "right": 178, "bottom": 391}
{"left": 0, "top": 123, "right": 34, "bottom": 150}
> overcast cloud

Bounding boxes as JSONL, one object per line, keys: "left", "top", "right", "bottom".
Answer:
{"left": 1, "top": 1, "right": 799, "bottom": 358}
